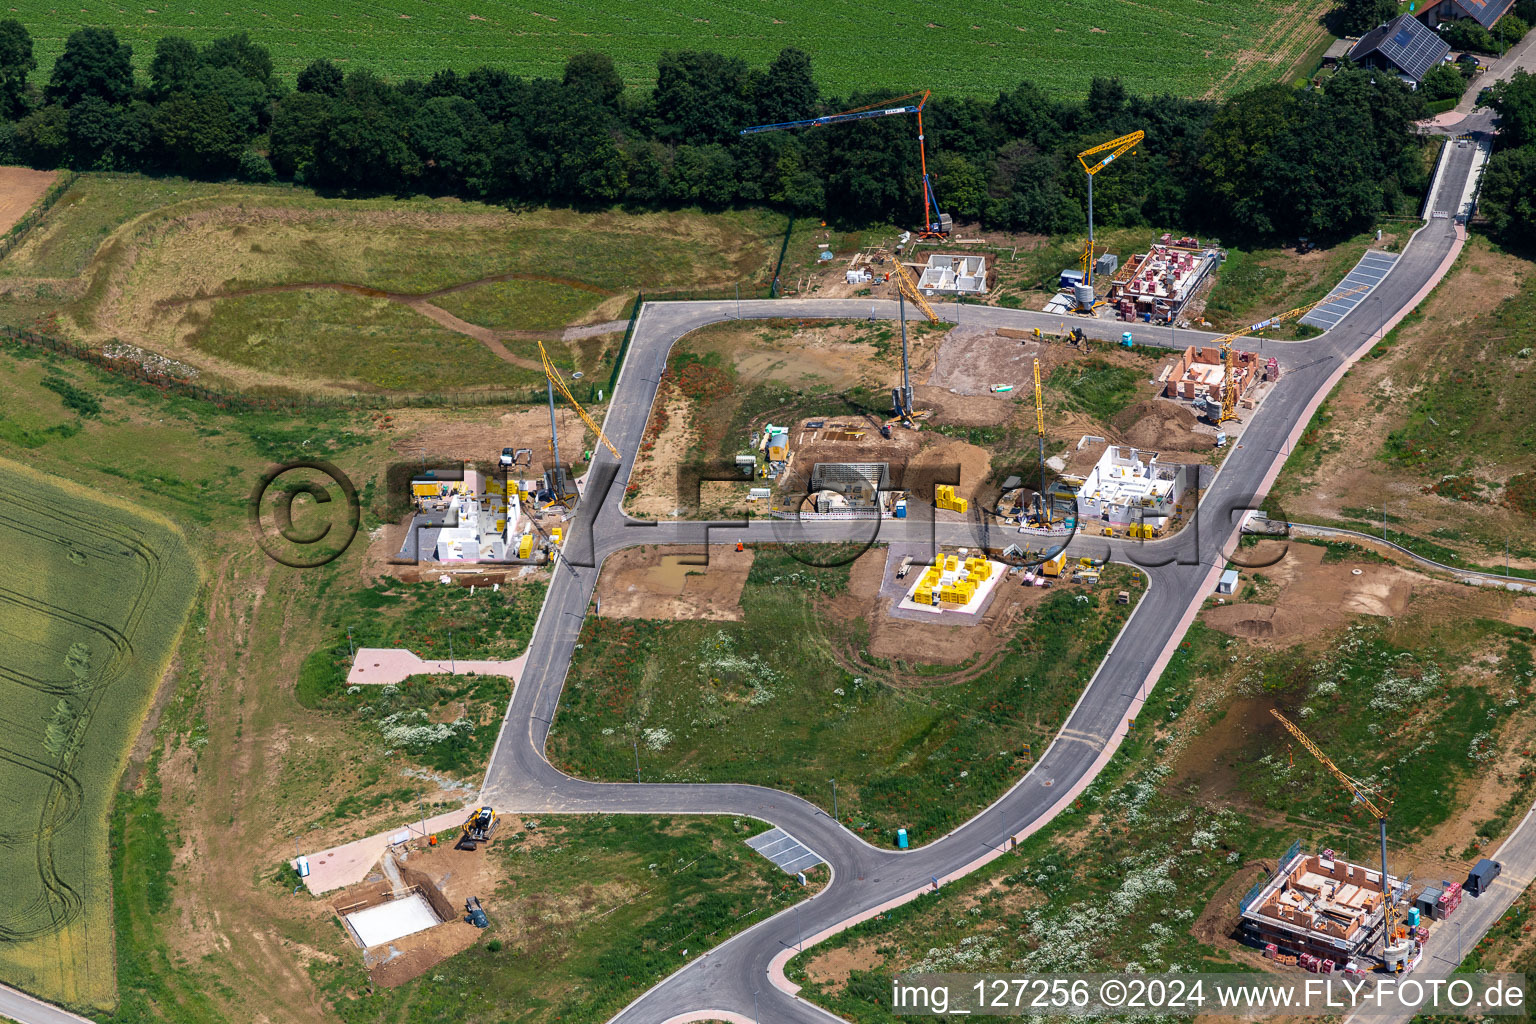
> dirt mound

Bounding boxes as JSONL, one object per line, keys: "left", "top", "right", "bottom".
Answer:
{"left": 1204, "top": 603, "right": 1296, "bottom": 638}
{"left": 1112, "top": 400, "right": 1203, "bottom": 451}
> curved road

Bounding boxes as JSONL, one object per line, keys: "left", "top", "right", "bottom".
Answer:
{"left": 477, "top": 123, "right": 1486, "bottom": 1024}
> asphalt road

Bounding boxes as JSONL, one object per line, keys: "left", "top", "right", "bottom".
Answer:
{"left": 0, "top": 984, "right": 93, "bottom": 1024}
{"left": 468, "top": 118, "right": 1491, "bottom": 1024}
{"left": 0, "top": 117, "right": 1489, "bottom": 1024}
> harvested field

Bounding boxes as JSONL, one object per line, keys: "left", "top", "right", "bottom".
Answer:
{"left": 1, "top": 174, "right": 788, "bottom": 393}
{"left": 0, "top": 458, "right": 197, "bottom": 1010}
{"left": 0, "top": 167, "right": 59, "bottom": 234}
{"left": 596, "top": 545, "right": 755, "bottom": 621}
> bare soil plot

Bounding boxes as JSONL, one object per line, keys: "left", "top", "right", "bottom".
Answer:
{"left": 0, "top": 167, "right": 58, "bottom": 234}
{"left": 596, "top": 544, "right": 755, "bottom": 621}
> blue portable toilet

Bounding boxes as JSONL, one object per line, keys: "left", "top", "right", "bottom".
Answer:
{"left": 1408, "top": 907, "right": 1421, "bottom": 928}
{"left": 1121, "top": 332, "right": 1134, "bottom": 347}
{"left": 897, "top": 828, "right": 909, "bottom": 849}
{"left": 894, "top": 500, "right": 907, "bottom": 519}
{"left": 295, "top": 855, "right": 310, "bottom": 878}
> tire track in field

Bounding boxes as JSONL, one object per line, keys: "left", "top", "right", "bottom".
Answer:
{"left": 149, "top": 270, "right": 624, "bottom": 373}
{"left": 0, "top": 479, "right": 169, "bottom": 945}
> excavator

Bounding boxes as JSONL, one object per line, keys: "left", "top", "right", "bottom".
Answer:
{"left": 456, "top": 806, "right": 499, "bottom": 851}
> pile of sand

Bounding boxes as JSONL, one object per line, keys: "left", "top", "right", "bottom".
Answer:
{"left": 1112, "top": 400, "right": 1203, "bottom": 451}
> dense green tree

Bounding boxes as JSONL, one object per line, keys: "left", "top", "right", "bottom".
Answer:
{"left": 1479, "top": 144, "right": 1536, "bottom": 245}
{"left": 1489, "top": 71, "right": 1536, "bottom": 148}
{"left": 1336, "top": 0, "right": 1398, "bottom": 35}
{"left": 13, "top": 103, "right": 67, "bottom": 165}
{"left": 296, "top": 59, "right": 343, "bottom": 97}
{"left": 754, "top": 47, "right": 818, "bottom": 124}
{"left": 1420, "top": 63, "right": 1468, "bottom": 103}
{"left": 563, "top": 52, "right": 624, "bottom": 111}
{"left": 652, "top": 51, "right": 754, "bottom": 143}
{"left": 190, "top": 64, "right": 267, "bottom": 135}
{"left": 149, "top": 36, "right": 199, "bottom": 100}
{"left": 668, "top": 144, "right": 736, "bottom": 205}
{"left": 1086, "top": 77, "right": 1128, "bottom": 120}
{"left": 0, "top": 19, "right": 35, "bottom": 117}
{"left": 152, "top": 88, "right": 244, "bottom": 175}
{"left": 1198, "top": 84, "right": 1300, "bottom": 235}
{"left": 202, "top": 32, "right": 274, "bottom": 92}
{"left": 47, "top": 28, "right": 133, "bottom": 106}
{"left": 65, "top": 94, "right": 133, "bottom": 167}
{"left": 268, "top": 91, "right": 331, "bottom": 180}
{"left": 409, "top": 95, "right": 492, "bottom": 194}
{"left": 992, "top": 81, "right": 1067, "bottom": 149}
{"left": 1439, "top": 18, "right": 1503, "bottom": 55}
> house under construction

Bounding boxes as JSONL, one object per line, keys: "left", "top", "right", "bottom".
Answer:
{"left": 1160, "top": 344, "right": 1276, "bottom": 402}
{"left": 1108, "top": 238, "right": 1222, "bottom": 322}
{"left": 1239, "top": 844, "right": 1403, "bottom": 966}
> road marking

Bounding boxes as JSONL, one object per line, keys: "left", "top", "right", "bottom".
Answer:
{"left": 745, "top": 827, "right": 826, "bottom": 874}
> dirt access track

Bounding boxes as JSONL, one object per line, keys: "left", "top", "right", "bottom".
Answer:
{"left": 0, "top": 167, "right": 58, "bottom": 234}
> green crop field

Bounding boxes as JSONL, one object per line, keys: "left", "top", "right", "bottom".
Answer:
{"left": 24, "top": 0, "right": 1333, "bottom": 100}
{"left": 0, "top": 457, "right": 197, "bottom": 1010}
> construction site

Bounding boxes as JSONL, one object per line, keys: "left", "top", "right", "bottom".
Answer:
{"left": 295, "top": 807, "right": 506, "bottom": 987}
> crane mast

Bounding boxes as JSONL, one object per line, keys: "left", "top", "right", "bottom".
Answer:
{"left": 537, "top": 338, "right": 621, "bottom": 501}
{"left": 742, "top": 91, "right": 950, "bottom": 237}
{"left": 1270, "top": 710, "right": 1401, "bottom": 959}
{"left": 1033, "top": 359, "right": 1049, "bottom": 525}
{"left": 1208, "top": 283, "right": 1371, "bottom": 422}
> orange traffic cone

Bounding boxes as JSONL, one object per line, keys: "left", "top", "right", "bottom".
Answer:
{"left": 736, "top": 541, "right": 745, "bottom": 552}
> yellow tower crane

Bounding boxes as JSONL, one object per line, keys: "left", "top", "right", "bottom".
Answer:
{"left": 537, "top": 339, "right": 620, "bottom": 501}
{"left": 1075, "top": 131, "right": 1144, "bottom": 307}
{"left": 1270, "top": 709, "right": 1403, "bottom": 960}
{"left": 1033, "top": 358, "right": 1050, "bottom": 526}
{"left": 888, "top": 256, "right": 940, "bottom": 325}
{"left": 1210, "top": 284, "right": 1371, "bottom": 422}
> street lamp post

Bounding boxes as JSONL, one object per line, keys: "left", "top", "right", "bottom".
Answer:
{"left": 829, "top": 778, "right": 838, "bottom": 821}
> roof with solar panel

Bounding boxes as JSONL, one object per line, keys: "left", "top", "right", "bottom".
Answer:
{"left": 1347, "top": 14, "right": 1452, "bottom": 82}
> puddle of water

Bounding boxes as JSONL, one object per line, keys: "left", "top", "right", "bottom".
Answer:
{"left": 644, "top": 555, "right": 701, "bottom": 595}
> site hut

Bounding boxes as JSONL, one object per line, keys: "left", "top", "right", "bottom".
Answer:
{"left": 1239, "top": 845, "right": 1406, "bottom": 968}
{"left": 1217, "top": 568, "right": 1240, "bottom": 595}
{"left": 1074, "top": 445, "right": 1188, "bottom": 530}
{"left": 807, "top": 462, "right": 891, "bottom": 515}
{"left": 1106, "top": 237, "right": 1221, "bottom": 323}
{"left": 1346, "top": 14, "right": 1452, "bottom": 87}
{"left": 402, "top": 466, "right": 523, "bottom": 563}
{"left": 916, "top": 254, "right": 989, "bottom": 297}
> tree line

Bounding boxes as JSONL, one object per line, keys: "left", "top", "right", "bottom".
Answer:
{"left": 0, "top": 22, "right": 1438, "bottom": 243}
{"left": 1481, "top": 72, "right": 1536, "bottom": 248}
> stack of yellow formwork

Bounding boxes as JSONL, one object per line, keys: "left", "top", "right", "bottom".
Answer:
{"left": 914, "top": 564, "right": 943, "bottom": 605}
{"left": 518, "top": 533, "right": 534, "bottom": 559}
{"left": 935, "top": 485, "right": 968, "bottom": 514}
{"left": 964, "top": 557, "right": 992, "bottom": 583}
{"left": 940, "top": 579, "right": 976, "bottom": 604}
